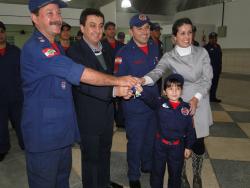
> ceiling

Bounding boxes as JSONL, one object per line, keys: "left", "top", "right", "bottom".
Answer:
{"left": 0, "top": 0, "right": 231, "bottom": 16}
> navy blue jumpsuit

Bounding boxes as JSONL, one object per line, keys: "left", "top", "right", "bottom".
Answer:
{"left": 204, "top": 43, "right": 222, "bottom": 100}
{"left": 141, "top": 89, "right": 196, "bottom": 188}
{"left": 0, "top": 43, "right": 24, "bottom": 153}
{"left": 20, "top": 30, "right": 84, "bottom": 188}
{"left": 115, "top": 39, "right": 160, "bottom": 181}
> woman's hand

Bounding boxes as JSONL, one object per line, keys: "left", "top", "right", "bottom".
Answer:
{"left": 189, "top": 97, "right": 198, "bottom": 115}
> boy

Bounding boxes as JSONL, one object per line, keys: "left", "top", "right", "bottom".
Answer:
{"left": 139, "top": 73, "right": 196, "bottom": 188}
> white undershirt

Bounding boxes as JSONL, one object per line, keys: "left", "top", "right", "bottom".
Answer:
{"left": 175, "top": 45, "right": 191, "bottom": 56}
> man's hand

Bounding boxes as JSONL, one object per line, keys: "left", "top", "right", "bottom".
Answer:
{"left": 184, "top": 148, "right": 192, "bottom": 159}
{"left": 189, "top": 97, "right": 198, "bottom": 115}
{"left": 114, "top": 86, "right": 133, "bottom": 99}
{"left": 116, "top": 76, "right": 140, "bottom": 87}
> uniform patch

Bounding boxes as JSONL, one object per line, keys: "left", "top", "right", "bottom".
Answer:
{"left": 61, "top": 80, "right": 66, "bottom": 90}
{"left": 181, "top": 107, "right": 190, "bottom": 116}
{"left": 162, "top": 103, "right": 169, "bottom": 108}
{"left": 42, "top": 48, "right": 58, "bottom": 58}
{"left": 114, "top": 56, "right": 122, "bottom": 73}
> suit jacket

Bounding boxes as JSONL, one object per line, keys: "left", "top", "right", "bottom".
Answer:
{"left": 67, "top": 39, "right": 114, "bottom": 135}
{"left": 146, "top": 45, "right": 213, "bottom": 138}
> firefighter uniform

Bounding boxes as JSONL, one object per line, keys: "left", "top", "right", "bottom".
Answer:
{"left": 115, "top": 37, "right": 160, "bottom": 182}
{"left": 20, "top": 28, "right": 84, "bottom": 188}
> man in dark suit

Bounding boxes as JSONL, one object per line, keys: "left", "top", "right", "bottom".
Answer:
{"left": 67, "top": 8, "right": 125, "bottom": 188}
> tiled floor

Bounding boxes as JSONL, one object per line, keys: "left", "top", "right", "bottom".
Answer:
{"left": 0, "top": 73, "right": 250, "bottom": 188}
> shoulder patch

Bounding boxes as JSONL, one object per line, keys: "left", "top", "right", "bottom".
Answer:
{"left": 114, "top": 56, "right": 123, "bottom": 73}
{"left": 42, "top": 48, "right": 58, "bottom": 58}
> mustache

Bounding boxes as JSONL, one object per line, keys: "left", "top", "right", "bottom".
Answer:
{"left": 49, "top": 21, "right": 62, "bottom": 26}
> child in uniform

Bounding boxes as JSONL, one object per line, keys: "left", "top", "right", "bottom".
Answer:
{"left": 139, "top": 73, "right": 196, "bottom": 188}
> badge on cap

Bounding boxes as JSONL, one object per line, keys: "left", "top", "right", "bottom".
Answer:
{"left": 139, "top": 14, "right": 147, "bottom": 21}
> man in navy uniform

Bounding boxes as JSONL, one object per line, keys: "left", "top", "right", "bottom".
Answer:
{"left": 204, "top": 32, "right": 222, "bottom": 102}
{"left": 0, "top": 21, "right": 24, "bottom": 162}
{"left": 115, "top": 14, "right": 160, "bottom": 188}
{"left": 21, "top": 1, "right": 138, "bottom": 188}
{"left": 102, "top": 21, "right": 125, "bottom": 128}
{"left": 150, "top": 22, "right": 164, "bottom": 93}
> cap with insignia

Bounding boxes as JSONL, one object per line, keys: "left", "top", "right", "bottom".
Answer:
{"left": 129, "top": 14, "right": 150, "bottom": 28}
{"left": 150, "top": 22, "right": 162, "bottom": 31}
{"left": 29, "top": 0, "right": 67, "bottom": 12}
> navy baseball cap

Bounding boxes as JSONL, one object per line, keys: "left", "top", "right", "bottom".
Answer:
{"left": 117, "top": 32, "right": 125, "bottom": 39}
{"left": 29, "top": 0, "right": 67, "bottom": 12}
{"left": 164, "top": 73, "right": 184, "bottom": 86}
{"left": 150, "top": 22, "right": 162, "bottom": 31}
{"left": 0, "top": 21, "right": 6, "bottom": 31}
{"left": 209, "top": 32, "right": 218, "bottom": 38}
{"left": 129, "top": 14, "right": 150, "bottom": 28}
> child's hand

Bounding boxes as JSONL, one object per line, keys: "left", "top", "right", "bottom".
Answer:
{"left": 184, "top": 148, "right": 192, "bottom": 159}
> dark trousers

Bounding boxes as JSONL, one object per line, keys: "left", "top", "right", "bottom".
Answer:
{"left": 150, "top": 139, "right": 184, "bottom": 188}
{"left": 26, "top": 146, "right": 72, "bottom": 188}
{"left": 80, "top": 126, "right": 113, "bottom": 188}
{"left": 210, "top": 71, "right": 221, "bottom": 99}
{"left": 125, "top": 111, "right": 157, "bottom": 181}
{"left": 114, "top": 98, "right": 125, "bottom": 127}
{"left": 0, "top": 100, "right": 24, "bottom": 153}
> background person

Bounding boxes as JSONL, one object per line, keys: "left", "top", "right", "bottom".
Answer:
{"left": 117, "top": 31, "right": 126, "bottom": 44}
{"left": 0, "top": 21, "right": 24, "bottom": 162}
{"left": 204, "top": 32, "right": 222, "bottom": 103}
{"left": 142, "top": 17, "right": 213, "bottom": 188}
{"left": 59, "top": 21, "right": 71, "bottom": 51}
{"left": 101, "top": 21, "right": 125, "bottom": 128}
{"left": 21, "top": 1, "right": 138, "bottom": 187}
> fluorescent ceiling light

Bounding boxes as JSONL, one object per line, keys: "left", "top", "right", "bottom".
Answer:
{"left": 62, "top": 0, "right": 71, "bottom": 2}
{"left": 121, "top": 0, "right": 131, "bottom": 8}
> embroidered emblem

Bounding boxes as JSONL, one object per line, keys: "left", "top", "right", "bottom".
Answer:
{"left": 42, "top": 48, "right": 58, "bottom": 57}
{"left": 139, "top": 14, "right": 147, "bottom": 21}
{"left": 114, "top": 56, "right": 122, "bottom": 73}
{"left": 162, "top": 103, "right": 169, "bottom": 108}
{"left": 154, "top": 56, "right": 159, "bottom": 64}
{"left": 181, "top": 107, "right": 190, "bottom": 116}
{"left": 61, "top": 81, "right": 66, "bottom": 90}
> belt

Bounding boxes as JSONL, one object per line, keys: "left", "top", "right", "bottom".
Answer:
{"left": 161, "top": 138, "right": 180, "bottom": 145}
{"left": 156, "top": 133, "right": 181, "bottom": 145}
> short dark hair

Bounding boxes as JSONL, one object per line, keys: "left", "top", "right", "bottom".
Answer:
{"left": 80, "top": 8, "right": 105, "bottom": 26}
{"left": 172, "top": 18, "right": 193, "bottom": 36}
{"left": 164, "top": 78, "right": 183, "bottom": 90}
{"left": 104, "top": 21, "right": 116, "bottom": 30}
